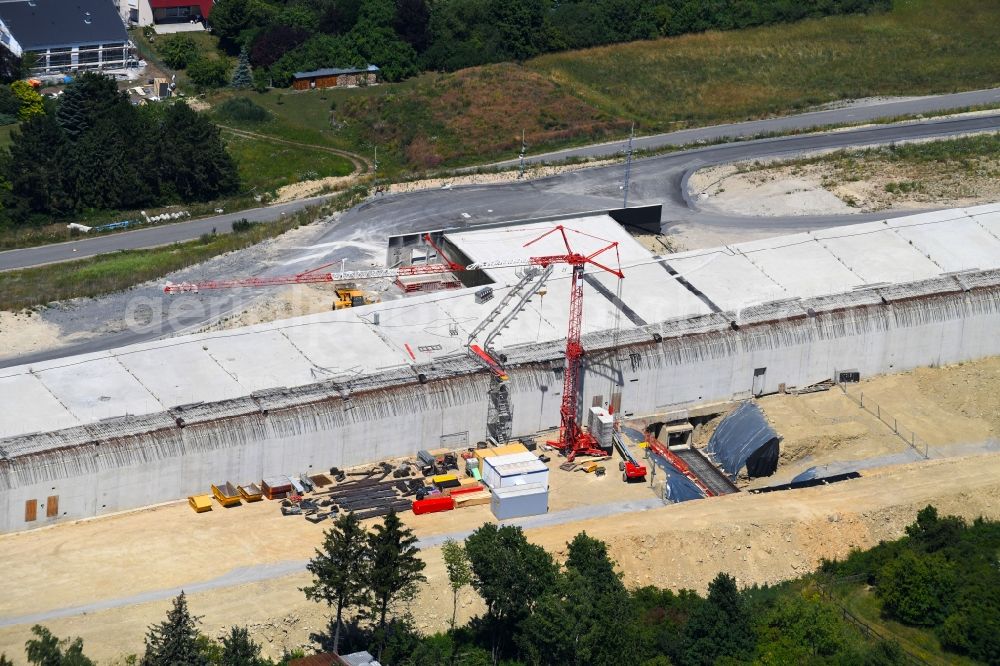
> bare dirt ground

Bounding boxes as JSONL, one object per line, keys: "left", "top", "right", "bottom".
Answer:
{"left": 1, "top": 357, "right": 999, "bottom": 663}
{"left": 689, "top": 133, "right": 1000, "bottom": 217}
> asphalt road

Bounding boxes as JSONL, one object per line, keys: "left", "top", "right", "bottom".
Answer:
{"left": 3, "top": 110, "right": 1000, "bottom": 369}
{"left": 3, "top": 87, "right": 999, "bottom": 272}
{"left": 319, "top": 112, "right": 1000, "bottom": 244}
{"left": 0, "top": 195, "right": 332, "bottom": 272}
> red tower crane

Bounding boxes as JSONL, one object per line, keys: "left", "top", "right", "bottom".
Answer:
{"left": 522, "top": 225, "right": 624, "bottom": 461}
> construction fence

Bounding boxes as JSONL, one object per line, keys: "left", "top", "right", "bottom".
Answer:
{"left": 836, "top": 384, "right": 937, "bottom": 460}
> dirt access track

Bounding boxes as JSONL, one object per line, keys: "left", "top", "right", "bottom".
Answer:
{"left": 0, "top": 359, "right": 998, "bottom": 663}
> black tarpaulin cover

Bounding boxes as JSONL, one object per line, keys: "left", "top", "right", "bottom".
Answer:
{"left": 707, "top": 401, "right": 781, "bottom": 479}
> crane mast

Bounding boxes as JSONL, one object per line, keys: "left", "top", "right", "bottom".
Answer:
{"left": 524, "top": 226, "right": 623, "bottom": 461}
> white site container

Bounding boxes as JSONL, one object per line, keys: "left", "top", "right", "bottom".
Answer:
{"left": 491, "top": 483, "right": 549, "bottom": 520}
{"left": 481, "top": 452, "right": 549, "bottom": 489}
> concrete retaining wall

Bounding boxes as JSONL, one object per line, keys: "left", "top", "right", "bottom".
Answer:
{"left": 2, "top": 287, "right": 999, "bottom": 532}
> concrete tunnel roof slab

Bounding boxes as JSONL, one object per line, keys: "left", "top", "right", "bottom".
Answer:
{"left": 891, "top": 214, "right": 1000, "bottom": 273}
{"left": 114, "top": 343, "right": 247, "bottom": 408}
{"left": 198, "top": 329, "right": 322, "bottom": 393}
{"left": 665, "top": 248, "right": 786, "bottom": 312}
{"left": 735, "top": 233, "right": 864, "bottom": 298}
{"left": 31, "top": 355, "right": 164, "bottom": 423}
{"left": 0, "top": 373, "right": 80, "bottom": 438}
{"left": 812, "top": 221, "right": 942, "bottom": 284}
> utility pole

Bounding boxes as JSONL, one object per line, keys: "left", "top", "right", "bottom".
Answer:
{"left": 518, "top": 130, "right": 526, "bottom": 179}
{"left": 622, "top": 122, "right": 634, "bottom": 208}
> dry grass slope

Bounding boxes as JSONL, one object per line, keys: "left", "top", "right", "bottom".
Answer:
{"left": 528, "top": 0, "right": 1000, "bottom": 129}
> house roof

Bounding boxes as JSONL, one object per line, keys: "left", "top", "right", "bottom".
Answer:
{"left": 293, "top": 65, "right": 380, "bottom": 80}
{"left": 0, "top": 0, "right": 128, "bottom": 51}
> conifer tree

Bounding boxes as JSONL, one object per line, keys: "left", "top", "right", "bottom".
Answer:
{"left": 141, "top": 592, "right": 207, "bottom": 666}
{"left": 365, "top": 510, "right": 426, "bottom": 657}
{"left": 231, "top": 47, "right": 253, "bottom": 89}
{"left": 303, "top": 511, "right": 370, "bottom": 655}
{"left": 220, "top": 626, "right": 264, "bottom": 666}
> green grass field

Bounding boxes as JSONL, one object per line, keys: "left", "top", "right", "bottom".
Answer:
{"left": 222, "top": 131, "right": 354, "bottom": 193}
{"left": 528, "top": 0, "right": 1000, "bottom": 129}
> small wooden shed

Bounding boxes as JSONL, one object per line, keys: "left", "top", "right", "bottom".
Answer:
{"left": 292, "top": 65, "right": 380, "bottom": 91}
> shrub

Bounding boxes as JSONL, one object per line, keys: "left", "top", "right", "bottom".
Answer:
{"left": 214, "top": 97, "right": 271, "bottom": 123}
{"left": 187, "top": 57, "right": 230, "bottom": 89}
{"left": 231, "top": 218, "right": 253, "bottom": 233}
{"left": 159, "top": 35, "right": 198, "bottom": 69}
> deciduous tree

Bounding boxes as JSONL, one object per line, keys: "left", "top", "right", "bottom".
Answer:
{"left": 442, "top": 538, "right": 472, "bottom": 630}
{"left": 877, "top": 550, "right": 955, "bottom": 626}
{"left": 10, "top": 80, "right": 44, "bottom": 120}
{"left": 681, "top": 572, "right": 754, "bottom": 665}
{"left": 160, "top": 35, "right": 198, "bottom": 69}
{"left": 187, "top": 57, "right": 231, "bottom": 88}
{"left": 465, "top": 523, "right": 557, "bottom": 660}
{"left": 24, "top": 625, "right": 94, "bottom": 666}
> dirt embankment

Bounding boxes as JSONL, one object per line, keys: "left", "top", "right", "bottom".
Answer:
{"left": 1, "top": 453, "right": 998, "bottom": 663}
{"left": 689, "top": 134, "right": 1000, "bottom": 216}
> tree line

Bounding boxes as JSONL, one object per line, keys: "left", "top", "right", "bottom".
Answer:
{"left": 0, "top": 73, "right": 239, "bottom": 228}
{"left": 6, "top": 505, "right": 992, "bottom": 665}
{"left": 203, "top": 0, "right": 892, "bottom": 87}
{"left": 822, "top": 505, "right": 1000, "bottom": 663}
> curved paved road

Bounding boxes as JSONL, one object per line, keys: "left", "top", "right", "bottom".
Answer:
{"left": 2, "top": 87, "right": 999, "bottom": 272}
{"left": 2, "top": 110, "right": 1000, "bottom": 369}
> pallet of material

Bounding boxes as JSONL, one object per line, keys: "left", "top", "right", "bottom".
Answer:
{"left": 445, "top": 484, "right": 485, "bottom": 497}
{"left": 261, "top": 476, "right": 293, "bottom": 500}
{"left": 353, "top": 500, "right": 413, "bottom": 521}
{"left": 238, "top": 483, "right": 263, "bottom": 502}
{"left": 453, "top": 491, "right": 491, "bottom": 508}
{"left": 337, "top": 495, "right": 405, "bottom": 511}
{"left": 188, "top": 495, "right": 212, "bottom": 513}
{"left": 310, "top": 473, "right": 333, "bottom": 488}
{"left": 211, "top": 482, "right": 242, "bottom": 507}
